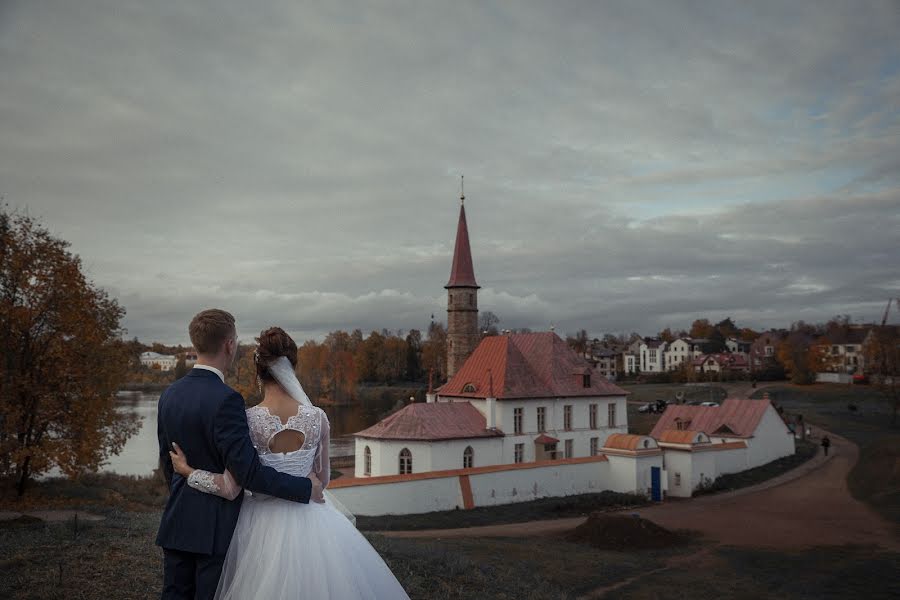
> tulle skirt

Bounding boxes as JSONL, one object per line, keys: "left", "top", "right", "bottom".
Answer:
{"left": 214, "top": 494, "right": 409, "bottom": 600}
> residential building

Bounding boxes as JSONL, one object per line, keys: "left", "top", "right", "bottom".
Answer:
{"left": 639, "top": 338, "right": 667, "bottom": 373}
{"left": 140, "top": 351, "right": 177, "bottom": 371}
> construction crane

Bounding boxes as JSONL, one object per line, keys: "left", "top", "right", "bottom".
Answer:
{"left": 881, "top": 298, "right": 900, "bottom": 327}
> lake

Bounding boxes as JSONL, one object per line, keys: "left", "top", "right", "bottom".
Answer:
{"left": 106, "top": 389, "right": 402, "bottom": 476}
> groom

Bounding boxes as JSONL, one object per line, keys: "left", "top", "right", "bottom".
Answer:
{"left": 156, "top": 309, "right": 324, "bottom": 600}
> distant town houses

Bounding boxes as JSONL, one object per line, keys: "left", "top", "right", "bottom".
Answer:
{"left": 139, "top": 351, "right": 177, "bottom": 371}
{"left": 664, "top": 338, "right": 706, "bottom": 371}
{"left": 691, "top": 353, "right": 750, "bottom": 375}
{"left": 639, "top": 338, "right": 667, "bottom": 373}
{"left": 749, "top": 330, "right": 786, "bottom": 372}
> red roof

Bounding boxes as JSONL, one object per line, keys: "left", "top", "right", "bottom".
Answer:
{"left": 650, "top": 398, "right": 772, "bottom": 439}
{"left": 354, "top": 402, "right": 503, "bottom": 441}
{"left": 445, "top": 203, "right": 479, "bottom": 288}
{"left": 439, "top": 332, "right": 628, "bottom": 399}
{"left": 534, "top": 433, "right": 559, "bottom": 444}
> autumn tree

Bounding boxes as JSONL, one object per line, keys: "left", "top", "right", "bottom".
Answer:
{"left": 776, "top": 333, "right": 816, "bottom": 385}
{"left": 658, "top": 327, "right": 676, "bottom": 343}
{"left": 689, "top": 319, "right": 714, "bottom": 339}
{"left": 229, "top": 344, "right": 262, "bottom": 405}
{"left": 405, "top": 329, "right": 423, "bottom": 380}
{"left": 567, "top": 329, "right": 590, "bottom": 355}
{"left": 714, "top": 317, "right": 738, "bottom": 339}
{"left": 864, "top": 326, "right": 900, "bottom": 425}
{"left": 0, "top": 208, "right": 138, "bottom": 494}
{"left": 421, "top": 321, "right": 447, "bottom": 383}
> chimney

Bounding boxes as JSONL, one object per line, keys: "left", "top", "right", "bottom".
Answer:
{"left": 486, "top": 369, "right": 496, "bottom": 428}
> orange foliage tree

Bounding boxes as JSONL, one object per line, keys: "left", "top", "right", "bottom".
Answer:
{"left": 0, "top": 208, "right": 138, "bottom": 495}
{"left": 864, "top": 326, "right": 900, "bottom": 425}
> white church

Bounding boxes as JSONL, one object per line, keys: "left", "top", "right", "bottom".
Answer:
{"left": 328, "top": 191, "right": 796, "bottom": 515}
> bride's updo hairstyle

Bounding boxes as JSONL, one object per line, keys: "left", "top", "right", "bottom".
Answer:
{"left": 254, "top": 327, "right": 298, "bottom": 383}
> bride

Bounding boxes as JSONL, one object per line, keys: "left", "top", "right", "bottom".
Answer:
{"left": 168, "top": 327, "right": 410, "bottom": 600}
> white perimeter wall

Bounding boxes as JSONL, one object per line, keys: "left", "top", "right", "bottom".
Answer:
{"left": 604, "top": 454, "right": 664, "bottom": 495}
{"left": 330, "top": 459, "right": 618, "bottom": 517}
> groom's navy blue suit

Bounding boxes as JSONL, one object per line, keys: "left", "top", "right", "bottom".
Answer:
{"left": 156, "top": 367, "right": 312, "bottom": 600}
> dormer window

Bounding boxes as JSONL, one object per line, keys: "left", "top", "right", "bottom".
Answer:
{"left": 462, "top": 383, "right": 477, "bottom": 393}
{"left": 582, "top": 373, "right": 591, "bottom": 388}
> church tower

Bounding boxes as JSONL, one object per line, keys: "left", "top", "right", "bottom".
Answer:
{"left": 445, "top": 178, "right": 480, "bottom": 379}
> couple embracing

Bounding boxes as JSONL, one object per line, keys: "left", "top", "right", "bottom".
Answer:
{"left": 156, "top": 309, "right": 409, "bottom": 599}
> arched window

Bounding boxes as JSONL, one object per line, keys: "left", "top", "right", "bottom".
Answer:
{"left": 364, "top": 446, "right": 371, "bottom": 476}
{"left": 463, "top": 446, "right": 474, "bottom": 469}
{"left": 399, "top": 448, "right": 412, "bottom": 475}
{"left": 462, "top": 383, "right": 477, "bottom": 393}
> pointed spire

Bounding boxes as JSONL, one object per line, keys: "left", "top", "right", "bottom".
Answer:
{"left": 460, "top": 175, "right": 465, "bottom": 205}
{"left": 446, "top": 180, "right": 479, "bottom": 289}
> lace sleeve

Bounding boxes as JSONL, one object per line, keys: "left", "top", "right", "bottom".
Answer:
{"left": 314, "top": 411, "right": 330, "bottom": 489}
{"left": 187, "top": 468, "right": 242, "bottom": 500}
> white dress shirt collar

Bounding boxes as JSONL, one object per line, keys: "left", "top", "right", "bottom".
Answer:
{"left": 193, "top": 364, "right": 225, "bottom": 383}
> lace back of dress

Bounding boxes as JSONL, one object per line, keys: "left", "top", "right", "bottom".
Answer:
{"left": 247, "top": 405, "right": 325, "bottom": 477}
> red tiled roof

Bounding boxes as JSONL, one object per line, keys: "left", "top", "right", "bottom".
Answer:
{"left": 534, "top": 433, "right": 559, "bottom": 444}
{"left": 440, "top": 332, "right": 628, "bottom": 399}
{"left": 650, "top": 398, "right": 772, "bottom": 439}
{"left": 657, "top": 430, "right": 707, "bottom": 445}
{"left": 661, "top": 440, "right": 747, "bottom": 453}
{"left": 354, "top": 402, "right": 503, "bottom": 441}
{"left": 445, "top": 203, "right": 479, "bottom": 288}
{"left": 603, "top": 434, "right": 643, "bottom": 451}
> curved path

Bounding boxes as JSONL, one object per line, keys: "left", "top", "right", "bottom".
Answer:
{"left": 379, "top": 427, "right": 899, "bottom": 551}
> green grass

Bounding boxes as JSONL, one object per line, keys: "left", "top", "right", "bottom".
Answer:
{"left": 357, "top": 491, "right": 648, "bottom": 531}
{"left": 694, "top": 439, "right": 818, "bottom": 496}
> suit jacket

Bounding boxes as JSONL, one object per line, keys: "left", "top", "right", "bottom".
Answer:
{"left": 155, "top": 368, "right": 312, "bottom": 555}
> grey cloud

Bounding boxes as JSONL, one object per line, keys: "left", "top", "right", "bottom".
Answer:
{"left": 1, "top": 1, "right": 899, "bottom": 343}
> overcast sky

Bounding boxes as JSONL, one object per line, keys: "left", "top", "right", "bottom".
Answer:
{"left": 2, "top": 1, "right": 899, "bottom": 344}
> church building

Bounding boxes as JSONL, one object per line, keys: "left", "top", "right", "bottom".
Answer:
{"left": 352, "top": 188, "right": 629, "bottom": 478}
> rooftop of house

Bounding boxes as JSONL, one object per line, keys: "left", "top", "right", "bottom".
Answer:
{"left": 650, "top": 398, "right": 773, "bottom": 439}
{"left": 354, "top": 402, "right": 504, "bottom": 441}
{"left": 438, "top": 331, "right": 628, "bottom": 400}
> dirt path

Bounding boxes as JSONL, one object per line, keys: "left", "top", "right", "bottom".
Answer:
{"left": 379, "top": 428, "right": 899, "bottom": 551}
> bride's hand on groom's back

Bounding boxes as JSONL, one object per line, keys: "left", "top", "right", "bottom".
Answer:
{"left": 308, "top": 474, "right": 325, "bottom": 504}
{"left": 169, "top": 442, "right": 193, "bottom": 477}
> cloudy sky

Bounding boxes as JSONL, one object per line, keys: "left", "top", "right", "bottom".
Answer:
{"left": 2, "top": 1, "right": 899, "bottom": 344}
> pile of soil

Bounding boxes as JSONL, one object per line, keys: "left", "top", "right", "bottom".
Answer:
{"left": 565, "top": 512, "right": 686, "bottom": 550}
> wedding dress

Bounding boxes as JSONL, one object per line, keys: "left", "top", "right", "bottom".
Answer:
{"left": 185, "top": 358, "right": 410, "bottom": 600}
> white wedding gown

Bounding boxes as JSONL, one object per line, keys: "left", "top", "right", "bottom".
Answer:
{"left": 186, "top": 404, "right": 409, "bottom": 600}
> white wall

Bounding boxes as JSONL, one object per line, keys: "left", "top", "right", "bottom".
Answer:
{"left": 331, "top": 458, "right": 618, "bottom": 516}
{"left": 662, "top": 451, "right": 693, "bottom": 498}
{"left": 605, "top": 453, "right": 663, "bottom": 496}
{"left": 468, "top": 460, "right": 612, "bottom": 507}
{"left": 491, "top": 396, "right": 628, "bottom": 464}
{"left": 330, "top": 475, "right": 464, "bottom": 515}
{"left": 745, "top": 405, "right": 796, "bottom": 468}
{"left": 355, "top": 437, "right": 506, "bottom": 477}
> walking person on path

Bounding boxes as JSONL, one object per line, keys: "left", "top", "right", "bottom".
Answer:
{"left": 821, "top": 436, "right": 831, "bottom": 456}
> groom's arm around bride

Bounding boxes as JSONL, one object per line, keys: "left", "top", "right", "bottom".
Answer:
{"left": 155, "top": 309, "right": 322, "bottom": 600}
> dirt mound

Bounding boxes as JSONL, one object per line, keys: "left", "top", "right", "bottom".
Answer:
{"left": 566, "top": 512, "right": 686, "bottom": 550}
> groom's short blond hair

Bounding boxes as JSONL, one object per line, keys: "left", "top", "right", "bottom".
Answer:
{"left": 189, "top": 309, "right": 236, "bottom": 354}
